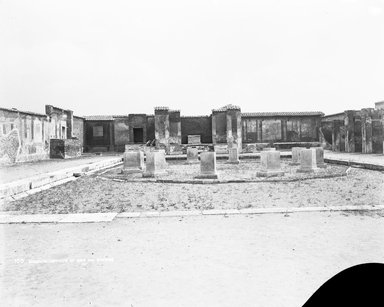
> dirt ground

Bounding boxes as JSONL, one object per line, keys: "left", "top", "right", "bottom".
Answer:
{"left": 1, "top": 211, "right": 384, "bottom": 307}
{"left": 2, "top": 160, "right": 383, "bottom": 214}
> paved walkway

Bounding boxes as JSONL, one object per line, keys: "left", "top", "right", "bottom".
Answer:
{"left": 1, "top": 211, "right": 383, "bottom": 307}
{"left": 324, "top": 151, "right": 384, "bottom": 167}
{"left": 0, "top": 153, "right": 122, "bottom": 184}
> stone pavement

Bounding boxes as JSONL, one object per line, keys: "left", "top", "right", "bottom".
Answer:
{"left": 0, "top": 154, "right": 123, "bottom": 200}
{"left": 324, "top": 151, "right": 384, "bottom": 171}
{"left": 0, "top": 153, "right": 122, "bottom": 184}
{"left": 1, "top": 211, "right": 383, "bottom": 307}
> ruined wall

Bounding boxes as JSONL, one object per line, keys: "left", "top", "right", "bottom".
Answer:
{"left": 181, "top": 116, "right": 212, "bottom": 144}
{"left": 50, "top": 139, "right": 82, "bottom": 159}
{"left": 113, "top": 117, "right": 130, "bottom": 151}
{"left": 146, "top": 116, "right": 155, "bottom": 142}
{"left": 212, "top": 112, "right": 227, "bottom": 144}
{"left": 0, "top": 108, "right": 50, "bottom": 164}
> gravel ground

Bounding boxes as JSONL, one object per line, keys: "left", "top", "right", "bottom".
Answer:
{"left": 2, "top": 160, "right": 383, "bottom": 214}
{"left": 1, "top": 212, "right": 384, "bottom": 307}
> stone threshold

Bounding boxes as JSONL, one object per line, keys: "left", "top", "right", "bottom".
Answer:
{"left": 1, "top": 205, "right": 383, "bottom": 224}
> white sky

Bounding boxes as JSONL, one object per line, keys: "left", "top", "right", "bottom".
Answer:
{"left": 1, "top": 0, "right": 383, "bottom": 116}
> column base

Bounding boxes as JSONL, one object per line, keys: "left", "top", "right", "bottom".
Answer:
{"left": 256, "top": 170, "right": 284, "bottom": 177}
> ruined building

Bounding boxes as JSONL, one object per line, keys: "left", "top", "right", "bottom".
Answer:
{"left": 1, "top": 102, "right": 383, "bottom": 165}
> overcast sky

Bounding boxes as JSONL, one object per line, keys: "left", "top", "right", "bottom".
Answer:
{"left": 1, "top": 0, "right": 383, "bottom": 116}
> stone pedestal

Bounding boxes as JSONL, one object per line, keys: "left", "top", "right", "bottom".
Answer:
{"left": 311, "top": 147, "right": 326, "bottom": 168}
{"left": 297, "top": 148, "right": 318, "bottom": 173}
{"left": 122, "top": 151, "right": 144, "bottom": 174}
{"left": 227, "top": 148, "right": 240, "bottom": 164}
{"left": 289, "top": 147, "right": 302, "bottom": 165}
{"left": 256, "top": 151, "right": 284, "bottom": 177}
{"left": 186, "top": 147, "right": 199, "bottom": 164}
{"left": 263, "top": 148, "right": 276, "bottom": 151}
{"left": 195, "top": 152, "right": 218, "bottom": 179}
{"left": 142, "top": 150, "right": 167, "bottom": 177}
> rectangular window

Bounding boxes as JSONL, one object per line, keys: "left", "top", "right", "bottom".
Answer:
{"left": 93, "top": 126, "right": 103, "bottom": 137}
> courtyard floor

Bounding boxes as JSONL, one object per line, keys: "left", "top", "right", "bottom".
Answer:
{"left": 1, "top": 159, "right": 383, "bottom": 214}
{"left": 1, "top": 211, "right": 383, "bottom": 307}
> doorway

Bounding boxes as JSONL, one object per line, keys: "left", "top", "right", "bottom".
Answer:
{"left": 133, "top": 128, "right": 144, "bottom": 143}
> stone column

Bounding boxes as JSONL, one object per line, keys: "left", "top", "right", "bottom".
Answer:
{"left": 332, "top": 120, "right": 341, "bottom": 152}
{"left": 226, "top": 113, "right": 233, "bottom": 147}
{"left": 227, "top": 147, "right": 240, "bottom": 164}
{"left": 344, "top": 111, "right": 355, "bottom": 153}
{"left": 256, "top": 151, "right": 284, "bottom": 177}
{"left": 281, "top": 119, "right": 288, "bottom": 141}
{"left": 256, "top": 120, "right": 262, "bottom": 142}
{"left": 211, "top": 114, "right": 217, "bottom": 145}
{"left": 195, "top": 151, "right": 218, "bottom": 179}
{"left": 66, "top": 110, "right": 74, "bottom": 139}
{"left": 154, "top": 107, "right": 170, "bottom": 152}
{"left": 361, "top": 109, "right": 373, "bottom": 154}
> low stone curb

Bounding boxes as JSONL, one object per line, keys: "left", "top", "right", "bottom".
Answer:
{"left": 98, "top": 170, "right": 348, "bottom": 185}
{"left": 165, "top": 152, "right": 292, "bottom": 161}
{"left": 324, "top": 158, "right": 384, "bottom": 171}
{"left": 116, "top": 205, "right": 384, "bottom": 219}
{"left": 0, "top": 205, "right": 383, "bottom": 224}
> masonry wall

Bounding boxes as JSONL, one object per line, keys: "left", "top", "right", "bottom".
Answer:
{"left": 0, "top": 109, "right": 50, "bottom": 164}
{"left": 180, "top": 116, "right": 212, "bottom": 144}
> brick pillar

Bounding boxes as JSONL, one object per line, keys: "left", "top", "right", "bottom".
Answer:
{"left": 361, "top": 109, "right": 373, "bottom": 154}
{"left": 154, "top": 107, "right": 170, "bottom": 151}
{"left": 226, "top": 113, "right": 233, "bottom": 147}
{"left": 281, "top": 119, "right": 288, "bottom": 141}
{"left": 211, "top": 114, "right": 217, "bottom": 144}
{"left": 257, "top": 120, "right": 262, "bottom": 142}
{"left": 344, "top": 110, "right": 355, "bottom": 153}
{"left": 66, "top": 110, "right": 74, "bottom": 139}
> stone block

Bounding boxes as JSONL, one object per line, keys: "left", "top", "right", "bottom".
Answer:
{"left": 142, "top": 150, "right": 167, "bottom": 177}
{"left": 186, "top": 147, "right": 199, "bottom": 164}
{"left": 297, "top": 148, "right": 318, "bottom": 173}
{"left": 50, "top": 139, "right": 82, "bottom": 159}
{"left": 195, "top": 151, "right": 218, "bottom": 179}
{"left": 227, "top": 148, "right": 240, "bottom": 164}
{"left": 122, "top": 151, "right": 144, "bottom": 174}
{"left": 188, "top": 135, "right": 201, "bottom": 144}
{"left": 289, "top": 147, "right": 302, "bottom": 165}
{"left": 256, "top": 151, "right": 284, "bottom": 177}
{"left": 214, "top": 144, "right": 228, "bottom": 154}
{"left": 311, "top": 147, "right": 326, "bottom": 168}
{"left": 262, "top": 147, "right": 276, "bottom": 151}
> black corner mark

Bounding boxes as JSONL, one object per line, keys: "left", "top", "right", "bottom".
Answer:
{"left": 303, "top": 263, "right": 384, "bottom": 307}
